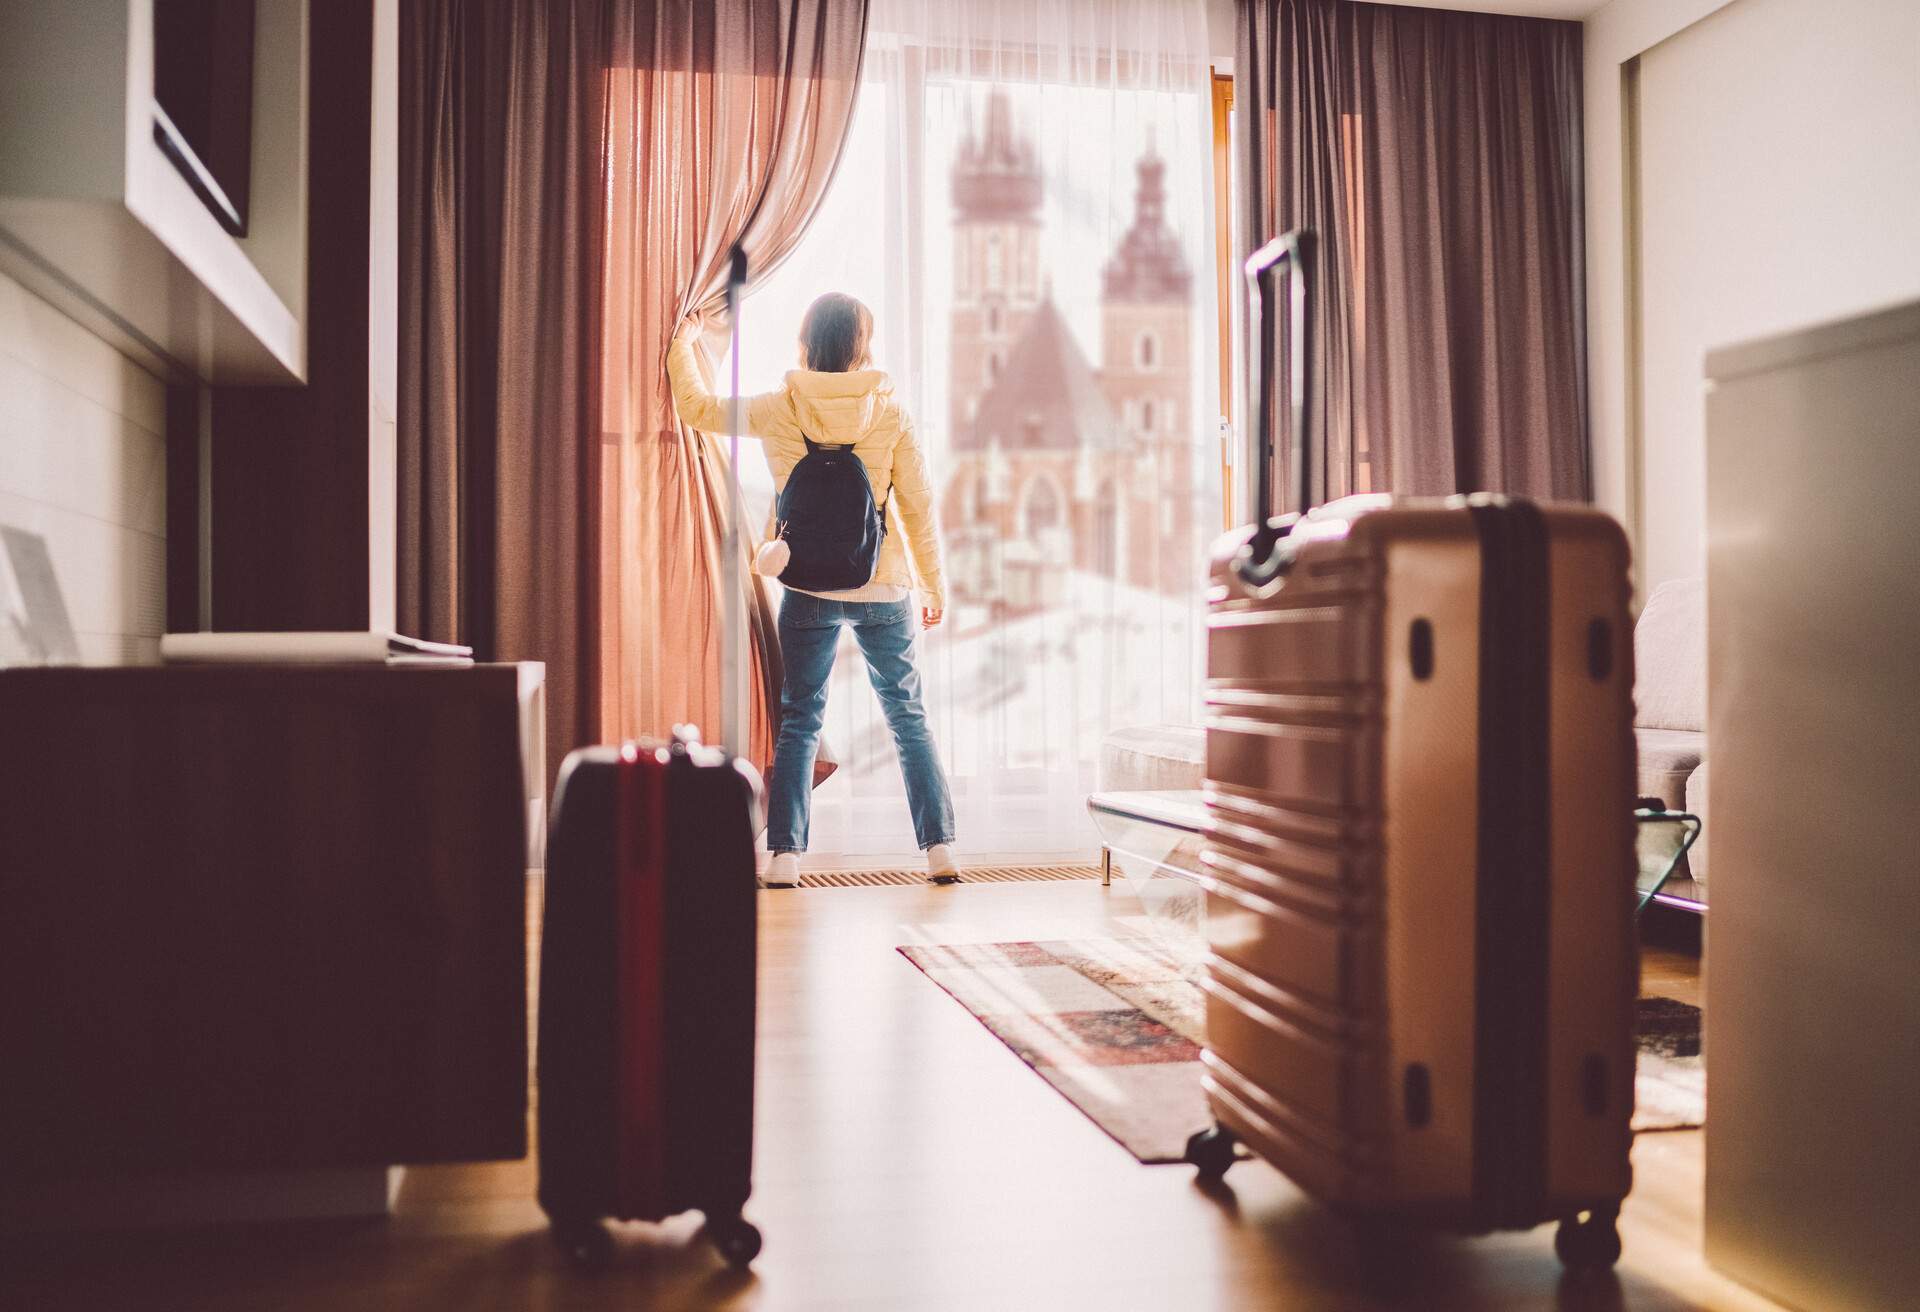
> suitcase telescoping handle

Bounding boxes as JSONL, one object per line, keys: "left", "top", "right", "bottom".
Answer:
{"left": 719, "top": 244, "right": 750, "bottom": 758}
{"left": 1239, "top": 227, "right": 1316, "bottom": 587}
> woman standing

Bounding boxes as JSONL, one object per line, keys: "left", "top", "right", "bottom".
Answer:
{"left": 668, "top": 293, "right": 957, "bottom": 886}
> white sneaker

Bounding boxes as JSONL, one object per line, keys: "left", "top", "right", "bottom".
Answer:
{"left": 926, "top": 843, "right": 959, "bottom": 885}
{"left": 763, "top": 852, "right": 800, "bottom": 888}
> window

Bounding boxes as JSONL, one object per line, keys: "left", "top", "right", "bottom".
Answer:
{"left": 1023, "top": 476, "right": 1062, "bottom": 536}
{"left": 711, "top": 44, "right": 1213, "bottom": 860}
{"left": 1140, "top": 398, "right": 1155, "bottom": 433}
{"left": 1093, "top": 481, "right": 1119, "bottom": 575}
{"left": 1136, "top": 329, "right": 1160, "bottom": 371}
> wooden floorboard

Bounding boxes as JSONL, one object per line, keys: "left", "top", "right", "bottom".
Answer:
{"left": 0, "top": 882, "right": 1775, "bottom": 1310}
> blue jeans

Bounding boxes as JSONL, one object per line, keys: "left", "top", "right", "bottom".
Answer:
{"left": 767, "top": 591, "right": 956, "bottom": 854}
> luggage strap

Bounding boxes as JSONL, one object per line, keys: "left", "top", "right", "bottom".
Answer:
{"left": 1468, "top": 498, "right": 1553, "bottom": 1229}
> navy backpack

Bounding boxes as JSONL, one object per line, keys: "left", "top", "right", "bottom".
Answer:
{"left": 771, "top": 437, "right": 887, "bottom": 593}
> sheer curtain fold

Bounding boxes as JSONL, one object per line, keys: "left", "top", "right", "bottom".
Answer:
{"left": 399, "top": 0, "right": 607, "bottom": 787}
{"left": 602, "top": 0, "right": 870, "bottom": 778}
{"left": 1239, "top": 0, "right": 1588, "bottom": 505}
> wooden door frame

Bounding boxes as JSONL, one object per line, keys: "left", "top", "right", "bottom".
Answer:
{"left": 1211, "top": 68, "right": 1235, "bottom": 531}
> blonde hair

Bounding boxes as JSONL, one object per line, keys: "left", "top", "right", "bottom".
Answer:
{"left": 798, "top": 293, "right": 873, "bottom": 372}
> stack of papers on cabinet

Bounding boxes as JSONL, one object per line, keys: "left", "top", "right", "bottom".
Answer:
{"left": 159, "top": 632, "right": 475, "bottom": 666}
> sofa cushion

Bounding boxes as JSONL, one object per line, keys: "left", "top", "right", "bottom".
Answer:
{"left": 1636, "top": 726, "right": 1704, "bottom": 810}
{"left": 1098, "top": 723, "right": 1207, "bottom": 793}
{"left": 1634, "top": 577, "right": 1706, "bottom": 732}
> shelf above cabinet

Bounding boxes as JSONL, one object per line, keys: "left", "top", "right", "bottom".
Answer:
{"left": 0, "top": 0, "right": 308, "bottom": 385}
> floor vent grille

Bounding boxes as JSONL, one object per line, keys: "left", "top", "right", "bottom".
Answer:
{"left": 793, "top": 864, "right": 1100, "bottom": 889}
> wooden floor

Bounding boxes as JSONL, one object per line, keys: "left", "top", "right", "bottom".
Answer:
{"left": 1, "top": 882, "right": 1773, "bottom": 1311}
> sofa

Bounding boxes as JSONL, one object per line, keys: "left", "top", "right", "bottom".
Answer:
{"left": 1095, "top": 576, "right": 1710, "bottom": 896}
{"left": 1096, "top": 722, "right": 1207, "bottom": 794}
{"left": 1632, "top": 576, "right": 1708, "bottom": 894}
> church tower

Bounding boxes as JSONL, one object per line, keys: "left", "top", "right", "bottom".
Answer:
{"left": 1099, "top": 150, "right": 1193, "bottom": 594}
{"left": 949, "top": 90, "right": 1044, "bottom": 445}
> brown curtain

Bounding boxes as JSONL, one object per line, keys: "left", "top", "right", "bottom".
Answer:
{"left": 601, "top": 2, "right": 868, "bottom": 777}
{"left": 398, "top": 0, "right": 609, "bottom": 788}
{"left": 1239, "top": 0, "right": 1588, "bottom": 507}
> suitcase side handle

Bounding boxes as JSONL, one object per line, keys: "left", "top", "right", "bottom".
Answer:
{"left": 1240, "top": 228, "right": 1316, "bottom": 587}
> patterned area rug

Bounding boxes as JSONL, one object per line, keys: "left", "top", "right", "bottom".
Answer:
{"left": 1633, "top": 995, "right": 1707, "bottom": 1133}
{"left": 898, "top": 938, "right": 1705, "bottom": 1165}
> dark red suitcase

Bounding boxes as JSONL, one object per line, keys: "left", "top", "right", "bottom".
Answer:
{"left": 536, "top": 729, "right": 763, "bottom": 1266}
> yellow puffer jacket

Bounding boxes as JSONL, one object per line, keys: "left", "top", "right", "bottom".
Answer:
{"left": 667, "top": 329, "right": 947, "bottom": 612}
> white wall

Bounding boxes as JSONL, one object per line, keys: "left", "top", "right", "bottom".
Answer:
{"left": 1206, "top": 0, "right": 1234, "bottom": 63}
{"left": 0, "top": 270, "right": 166, "bottom": 663}
{"left": 1586, "top": 0, "right": 1920, "bottom": 590}
{"left": 368, "top": 0, "right": 398, "bottom": 632}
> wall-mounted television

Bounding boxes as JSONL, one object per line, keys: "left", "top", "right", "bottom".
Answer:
{"left": 152, "top": 0, "right": 257, "bottom": 236}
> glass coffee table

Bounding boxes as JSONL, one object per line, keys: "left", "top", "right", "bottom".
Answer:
{"left": 1088, "top": 788, "right": 1701, "bottom": 916}
{"left": 1087, "top": 789, "right": 1207, "bottom": 886}
{"left": 1086, "top": 789, "right": 1210, "bottom": 949}
{"left": 1635, "top": 805, "right": 1703, "bottom": 912}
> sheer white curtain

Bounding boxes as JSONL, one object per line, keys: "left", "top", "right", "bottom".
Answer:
{"left": 728, "top": 0, "right": 1217, "bottom": 860}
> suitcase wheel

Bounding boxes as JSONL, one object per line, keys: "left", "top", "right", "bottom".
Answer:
{"left": 703, "top": 1213, "right": 763, "bottom": 1267}
{"left": 1554, "top": 1207, "right": 1622, "bottom": 1271}
{"left": 550, "top": 1216, "right": 613, "bottom": 1268}
{"left": 1184, "top": 1125, "right": 1238, "bottom": 1181}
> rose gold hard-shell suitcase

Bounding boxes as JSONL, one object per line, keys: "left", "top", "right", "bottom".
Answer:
{"left": 1185, "top": 232, "right": 1637, "bottom": 1271}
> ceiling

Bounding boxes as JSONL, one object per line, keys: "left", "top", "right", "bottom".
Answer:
{"left": 1348, "top": 0, "right": 1606, "bottom": 18}
{"left": 1205, "top": 0, "right": 1608, "bottom": 69}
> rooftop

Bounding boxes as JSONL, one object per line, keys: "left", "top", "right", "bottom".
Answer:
{"left": 1103, "top": 152, "right": 1191, "bottom": 302}
{"left": 952, "top": 89, "right": 1041, "bottom": 221}
{"left": 959, "top": 298, "right": 1119, "bottom": 453}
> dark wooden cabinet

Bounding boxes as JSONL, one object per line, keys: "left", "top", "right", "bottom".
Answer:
{"left": 0, "top": 665, "right": 538, "bottom": 1179}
